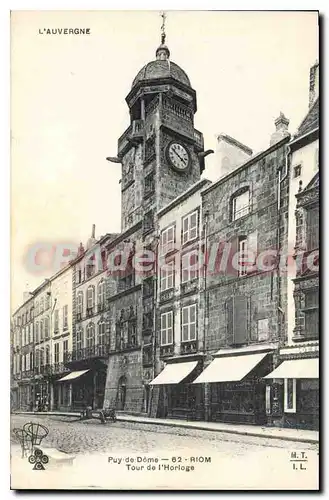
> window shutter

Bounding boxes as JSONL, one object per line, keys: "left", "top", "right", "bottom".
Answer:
{"left": 233, "top": 295, "right": 248, "bottom": 345}
{"left": 229, "top": 236, "right": 239, "bottom": 277}
{"left": 226, "top": 297, "right": 234, "bottom": 346}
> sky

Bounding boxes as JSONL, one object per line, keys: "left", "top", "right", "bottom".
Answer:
{"left": 11, "top": 10, "right": 319, "bottom": 311}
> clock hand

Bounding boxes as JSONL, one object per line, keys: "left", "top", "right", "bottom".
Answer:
{"left": 173, "top": 150, "right": 186, "bottom": 163}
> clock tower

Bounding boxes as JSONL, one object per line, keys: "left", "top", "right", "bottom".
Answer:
{"left": 117, "top": 28, "right": 205, "bottom": 234}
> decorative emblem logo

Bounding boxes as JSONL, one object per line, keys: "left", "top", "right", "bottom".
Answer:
{"left": 28, "top": 448, "right": 49, "bottom": 470}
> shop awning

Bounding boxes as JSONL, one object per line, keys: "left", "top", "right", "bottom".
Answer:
{"left": 57, "top": 369, "right": 90, "bottom": 382}
{"left": 193, "top": 352, "right": 267, "bottom": 384}
{"left": 149, "top": 361, "right": 198, "bottom": 385}
{"left": 264, "top": 359, "right": 319, "bottom": 379}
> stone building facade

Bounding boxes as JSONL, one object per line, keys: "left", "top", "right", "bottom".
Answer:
{"left": 194, "top": 130, "right": 291, "bottom": 425}
{"left": 149, "top": 178, "right": 211, "bottom": 419}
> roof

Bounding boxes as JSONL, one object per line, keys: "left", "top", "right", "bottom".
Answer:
{"left": 296, "top": 98, "right": 319, "bottom": 137}
{"left": 132, "top": 60, "right": 191, "bottom": 88}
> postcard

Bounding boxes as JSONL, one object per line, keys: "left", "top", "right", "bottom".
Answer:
{"left": 10, "top": 10, "right": 319, "bottom": 490}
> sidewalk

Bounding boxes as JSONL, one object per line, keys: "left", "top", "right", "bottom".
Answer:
{"left": 13, "top": 411, "right": 319, "bottom": 444}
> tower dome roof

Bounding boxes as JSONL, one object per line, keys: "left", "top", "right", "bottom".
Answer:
{"left": 131, "top": 59, "right": 191, "bottom": 88}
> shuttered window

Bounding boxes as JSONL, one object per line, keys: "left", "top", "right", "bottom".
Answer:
{"left": 306, "top": 206, "right": 319, "bottom": 251}
{"left": 226, "top": 295, "right": 249, "bottom": 346}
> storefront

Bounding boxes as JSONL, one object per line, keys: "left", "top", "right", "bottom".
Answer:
{"left": 150, "top": 357, "right": 204, "bottom": 420}
{"left": 193, "top": 346, "right": 275, "bottom": 425}
{"left": 58, "top": 368, "right": 107, "bottom": 410}
{"left": 264, "top": 353, "right": 319, "bottom": 430}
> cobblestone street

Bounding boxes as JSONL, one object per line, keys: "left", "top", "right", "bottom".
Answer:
{"left": 11, "top": 414, "right": 319, "bottom": 490}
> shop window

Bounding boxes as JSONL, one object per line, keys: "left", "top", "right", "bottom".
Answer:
{"left": 160, "top": 311, "right": 173, "bottom": 346}
{"left": 182, "top": 211, "right": 198, "bottom": 244}
{"left": 284, "top": 378, "right": 296, "bottom": 413}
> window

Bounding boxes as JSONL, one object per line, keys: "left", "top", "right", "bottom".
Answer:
{"left": 87, "top": 323, "right": 95, "bottom": 348}
{"left": 182, "top": 211, "right": 198, "bottom": 244}
{"left": 238, "top": 237, "right": 248, "bottom": 277}
{"left": 54, "top": 343, "right": 60, "bottom": 364}
{"left": 306, "top": 206, "right": 319, "bottom": 251}
{"left": 181, "top": 250, "right": 199, "bottom": 283}
{"left": 76, "top": 328, "right": 83, "bottom": 352}
{"left": 29, "top": 352, "right": 33, "bottom": 370}
{"left": 160, "top": 311, "right": 173, "bottom": 346}
{"left": 29, "top": 324, "right": 33, "bottom": 343}
{"left": 26, "top": 353, "right": 30, "bottom": 371}
{"left": 45, "top": 346, "right": 50, "bottom": 365}
{"left": 181, "top": 304, "right": 197, "bottom": 342}
{"left": 40, "top": 298, "right": 44, "bottom": 313}
{"left": 257, "top": 318, "right": 269, "bottom": 341}
{"left": 63, "top": 305, "right": 68, "bottom": 330}
{"left": 160, "top": 260, "right": 175, "bottom": 291}
{"left": 35, "top": 301, "right": 39, "bottom": 316}
{"left": 35, "top": 350, "right": 40, "bottom": 368}
{"left": 22, "top": 354, "right": 25, "bottom": 372}
{"left": 77, "top": 292, "right": 83, "bottom": 316}
{"left": 86, "top": 286, "right": 95, "bottom": 311}
{"left": 35, "top": 322, "right": 39, "bottom": 343}
{"left": 40, "top": 348, "right": 44, "bottom": 366}
{"left": 98, "top": 281, "right": 106, "bottom": 308}
{"left": 63, "top": 340, "right": 69, "bottom": 362}
{"left": 284, "top": 378, "right": 296, "bottom": 413}
{"left": 54, "top": 310, "right": 59, "bottom": 332}
{"left": 161, "top": 225, "right": 175, "bottom": 255}
{"left": 44, "top": 317, "right": 49, "bottom": 339}
{"left": 293, "top": 165, "right": 302, "bottom": 178}
{"left": 303, "top": 290, "right": 319, "bottom": 339}
{"left": 40, "top": 320, "right": 44, "bottom": 341}
{"left": 232, "top": 189, "right": 250, "bottom": 221}
{"left": 30, "top": 308, "right": 33, "bottom": 320}
{"left": 226, "top": 295, "right": 249, "bottom": 346}
{"left": 98, "top": 321, "right": 106, "bottom": 345}
{"left": 77, "top": 268, "right": 82, "bottom": 284}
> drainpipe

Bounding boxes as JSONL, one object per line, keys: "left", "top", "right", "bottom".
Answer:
{"left": 150, "top": 234, "right": 160, "bottom": 416}
{"left": 202, "top": 209, "right": 210, "bottom": 421}
{"left": 276, "top": 146, "right": 290, "bottom": 347}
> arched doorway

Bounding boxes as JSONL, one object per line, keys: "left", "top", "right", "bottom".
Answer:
{"left": 116, "top": 376, "right": 127, "bottom": 410}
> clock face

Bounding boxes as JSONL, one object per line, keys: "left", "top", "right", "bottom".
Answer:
{"left": 167, "top": 142, "right": 190, "bottom": 171}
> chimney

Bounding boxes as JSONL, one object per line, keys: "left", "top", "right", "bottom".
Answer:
{"left": 211, "top": 134, "right": 252, "bottom": 180}
{"left": 270, "top": 112, "right": 290, "bottom": 145}
{"left": 309, "top": 60, "right": 319, "bottom": 108}
{"left": 91, "top": 224, "right": 96, "bottom": 239}
{"left": 78, "top": 242, "right": 85, "bottom": 256}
